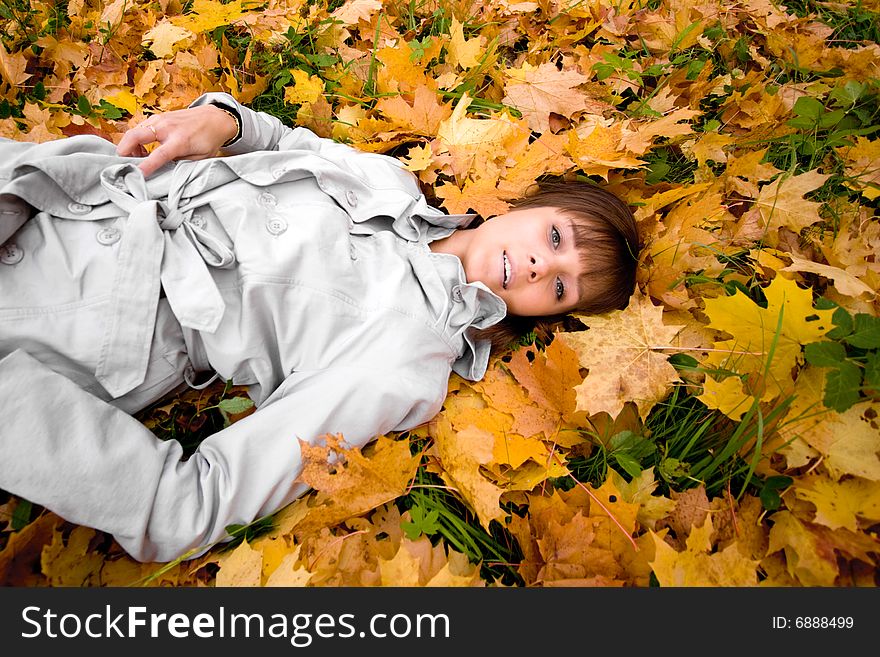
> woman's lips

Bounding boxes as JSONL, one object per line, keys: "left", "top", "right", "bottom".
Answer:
{"left": 502, "top": 251, "right": 511, "bottom": 289}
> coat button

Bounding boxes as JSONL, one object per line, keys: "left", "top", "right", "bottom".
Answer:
{"left": 68, "top": 201, "right": 91, "bottom": 214}
{"left": 451, "top": 286, "right": 464, "bottom": 303}
{"left": 272, "top": 168, "right": 285, "bottom": 178}
{"left": 96, "top": 227, "right": 121, "bottom": 245}
{"left": 0, "top": 243, "right": 23, "bottom": 265}
{"left": 345, "top": 190, "right": 358, "bottom": 207}
{"left": 266, "top": 217, "right": 288, "bottom": 235}
{"left": 259, "top": 192, "right": 277, "bottom": 207}
{"left": 187, "top": 214, "right": 206, "bottom": 229}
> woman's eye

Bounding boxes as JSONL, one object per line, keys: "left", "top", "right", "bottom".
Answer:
{"left": 555, "top": 277, "right": 565, "bottom": 300}
{"left": 551, "top": 226, "right": 561, "bottom": 248}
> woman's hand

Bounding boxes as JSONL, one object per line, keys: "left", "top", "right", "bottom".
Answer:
{"left": 116, "top": 104, "right": 239, "bottom": 177}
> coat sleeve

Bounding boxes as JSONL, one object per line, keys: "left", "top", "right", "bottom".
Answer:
{"left": 0, "top": 349, "right": 446, "bottom": 562}
{"left": 189, "top": 92, "right": 366, "bottom": 160}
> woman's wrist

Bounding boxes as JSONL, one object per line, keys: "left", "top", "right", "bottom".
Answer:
{"left": 208, "top": 103, "right": 241, "bottom": 147}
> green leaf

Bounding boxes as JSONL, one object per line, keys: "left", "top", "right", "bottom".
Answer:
{"left": 76, "top": 95, "right": 91, "bottom": 115}
{"left": 843, "top": 314, "right": 880, "bottom": 349}
{"left": 791, "top": 96, "right": 824, "bottom": 121}
{"left": 658, "top": 457, "right": 690, "bottom": 482}
{"left": 823, "top": 361, "right": 863, "bottom": 412}
{"left": 612, "top": 452, "right": 642, "bottom": 479}
{"left": 401, "top": 504, "right": 441, "bottom": 540}
{"left": 829, "top": 80, "right": 865, "bottom": 108}
{"left": 218, "top": 396, "right": 255, "bottom": 415}
{"left": 11, "top": 499, "right": 33, "bottom": 531}
{"left": 759, "top": 475, "right": 792, "bottom": 511}
{"left": 804, "top": 341, "right": 847, "bottom": 368}
{"left": 818, "top": 108, "right": 846, "bottom": 129}
{"left": 668, "top": 353, "right": 699, "bottom": 370}
{"left": 828, "top": 305, "right": 854, "bottom": 340}
{"left": 864, "top": 351, "right": 880, "bottom": 394}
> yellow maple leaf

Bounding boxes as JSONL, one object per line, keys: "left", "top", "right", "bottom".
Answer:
{"left": 284, "top": 69, "right": 325, "bottom": 105}
{"left": 683, "top": 131, "right": 733, "bottom": 168}
{"left": 566, "top": 122, "right": 646, "bottom": 180}
{"left": 264, "top": 545, "right": 312, "bottom": 587}
{"left": 836, "top": 136, "right": 880, "bottom": 200}
{"left": 609, "top": 467, "right": 676, "bottom": 531}
{"left": 559, "top": 291, "right": 685, "bottom": 421}
{"left": 650, "top": 517, "right": 759, "bottom": 586}
{"left": 142, "top": 21, "right": 196, "bottom": 59}
{"left": 754, "top": 169, "right": 830, "bottom": 233}
{"left": 697, "top": 276, "right": 835, "bottom": 419}
{"left": 0, "top": 44, "right": 32, "bottom": 88}
{"left": 794, "top": 475, "right": 880, "bottom": 532}
{"left": 448, "top": 16, "right": 485, "bottom": 70}
{"left": 813, "top": 400, "right": 880, "bottom": 482}
{"left": 103, "top": 89, "right": 139, "bottom": 115}
{"left": 170, "top": 0, "right": 247, "bottom": 34}
{"left": 430, "top": 419, "right": 507, "bottom": 530}
{"left": 435, "top": 176, "right": 510, "bottom": 218}
{"left": 379, "top": 536, "right": 483, "bottom": 586}
{"left": 330, "top": 0, "right": 383, "bottom": 25}
{"left": 400, "top": 143, "right": 434, "bottom": 173}
{"left": 435, "top": 94, "right": 522, "bottom": 178}
{"left": 215, "top": 539, "right": 263, "bottom": 587}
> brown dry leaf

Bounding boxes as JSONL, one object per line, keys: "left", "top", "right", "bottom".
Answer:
{"left": 502, "top": 62, "right": 590, "bottom": 133}
{"left": 293, "top": 434, "right": 420, "bottom": 536}
{"left": 0, "top": 513, "right": 63, "bottom": 586}
{"left": 376, "top": 85, "right": 453, "bottom": 136}
{"left": 510, "top": 480, "right": 651, "bottom": 587}
{"left": 559, "top": 292, "right": 685, "bottom": 420}
{"left": 754, "top": 170, "right": 830, "bottom": 233}
{"left": 378, "top": 536, "right": 483, "bottom": 586}
{"left": 766, "top": 510, "right": 879, "bottom": 586}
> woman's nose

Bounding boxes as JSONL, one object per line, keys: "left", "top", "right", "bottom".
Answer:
{"left": 529, "top": 255, "right": 549, "bottom": 280}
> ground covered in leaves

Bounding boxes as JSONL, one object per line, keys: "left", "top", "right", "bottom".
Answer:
{"left": 1, "top": 0, "right": 879, "bottom": 587}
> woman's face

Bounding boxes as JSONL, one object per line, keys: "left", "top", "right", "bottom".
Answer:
{"left": 455, "top": 206, "right": 586, "bottom": 317}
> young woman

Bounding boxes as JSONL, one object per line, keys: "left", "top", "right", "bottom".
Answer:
{"left": 0, "top": 93, "right": 639, "bottom": 562}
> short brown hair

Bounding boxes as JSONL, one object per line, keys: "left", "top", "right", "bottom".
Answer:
{"left": 475, "top": 181, "right": 640, "bottom": 351}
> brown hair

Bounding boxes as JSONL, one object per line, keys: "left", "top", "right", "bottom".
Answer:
{"left": 474, "top": 181, "right": 640, "bottom": 351}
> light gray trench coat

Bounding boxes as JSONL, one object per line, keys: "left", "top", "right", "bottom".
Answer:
{"left": 0, "top": 93, "right": 506, "bottom": 562}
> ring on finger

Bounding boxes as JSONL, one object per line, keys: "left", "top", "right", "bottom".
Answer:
{"left": 146, "top": 124, "right": 158, "bottom": 140}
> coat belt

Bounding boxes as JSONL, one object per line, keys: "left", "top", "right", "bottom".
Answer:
{"left": 95, "top": 163, "right": 232, "bottom": 398}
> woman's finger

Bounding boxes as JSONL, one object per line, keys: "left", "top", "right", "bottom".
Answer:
{"left": 137, "top": 142, "right": 179, "bottom": 178}
{"left": 116, "top": 121, "right": 159, "bottom": 157}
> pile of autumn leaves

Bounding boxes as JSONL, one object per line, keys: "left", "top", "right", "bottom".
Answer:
{"left": 0, "top": 0, "right": 878, "bottom": 587}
